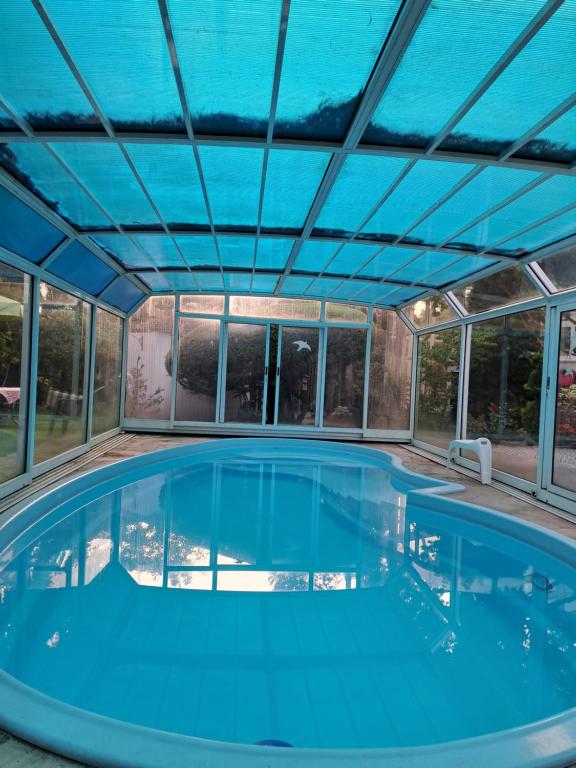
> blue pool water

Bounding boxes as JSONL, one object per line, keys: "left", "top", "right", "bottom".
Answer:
{"left": 0, "top": 440, "right": 575, "bottom": 764}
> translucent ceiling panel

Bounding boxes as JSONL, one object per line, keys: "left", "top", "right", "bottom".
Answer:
{"left": 515, "top": 108, "right": 576, "bottom": 165}
{"left": 43, "top": 0, "right": 183, "bottom": 131}
{"left": 217, "top": 238, "right": 254, "bottom": 269}
{"left": 409, "top": 166, "right": 539, "bottom": 246}
{"left": 127, "top": 145, "right": 208, "bottom": 226}
{"left": 361, "top": 160, "right": 475, "bottom": 240}
{"left": 0, "top": 186, "right": 64, "bottom": 263}
{"left": 223, "top": 272, "right": 252, "bottom": 292}
{"left": 356, "top": 283, "right": 423, "bottom": 305}
{"left": 47, "top": 241, "right": 117, "bottom": 295}
{"left": 424, "top": 256, "right": 497, "bottom": 288}
{"left": 279, "top": 275, "right": 315, "bottom": 295}
{"left": 0, "top": 144, "right": 112, "bottom": 228}
{"left": 261, "top": 150, "right": 329, "bottom": 229}
{"left": 499, "top": 209, "right": 576, "bottom": 255}
{"left": 363, "top": 0, "right": 547, "bottom": 147}
{"left": 315, "top": 155, "right": 408, "bottom": 236}
{"left": 358, "top": 247, "right": 422, "bottom": 279}
{"left": 92, "top": 234, "right": 152, "bottom": 269}
{"left": 441, "top": 3, "right": 576, "bottom": 156}
{"left": 0, "top": 1, "right": 99, "bottom": 130}
{"left": 0, "top": 107, "right": 18, "bottom": 130}
{"left": 251, "top": 274, "right": 280, "bottom": 293}
{"left": 132, "top": 236, "right": 185, "bottom": 268}
{"left": 329, "top": 280, "right": 379, "bottom": 301}
{"left": 198, "top": 147, "right": 263, "bottom": 227}
{"left": 305, "top": 276, "right": 351, "bottom": 298}
{"left": 54, "top": 144, "right": 159, "bottom": 225}
{"left": 100, "top": 277, "right": 146, "bottom": 312}
{"left": 391, "top": 252, "right": 458, "bottom": 284}
{"left": 452, "top": 176, "right": 576, "bottom": 252}
{"left": 173, "top": 271, "right": 223, "bottom": 291}
{"left": 274, "top": 0, "right": 401, "bottom": 140}
{"left": 255, "top": 239, "right": 294, "bottom": 271}
{"left": 168, "top": 0, "right": 281, "bottom": 136}
{"left": 324, "top": 244, "right": 382, "bottom": 276}
{"left": 293, "top": 240, "right": 339, "bottom": 273}
{"left": 135, "top": 271, "right": 174, "bottom": 290}
{"left": 174, "top": 236, "right": 220, "bottom": 268}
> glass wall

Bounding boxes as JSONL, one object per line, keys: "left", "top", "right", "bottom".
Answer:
{"left": 368, "top": 310, "right": 413, "bottom": 430}
{"left": 35, "top": 284, "right": 90, "bottom": 464}
{"left": 125, "top": 296, "right": 174, "bottom": 420}
{"left": 92, "top": 308, "right": 123, "bottom": 437}
{"left": 323, "top": 327, "right": 367, "bottom": 428}
{"left": 176, "top": 317, "right": 220, "bottom": 422}
{"left": 278, "top": 326, "right": 319, "bottom": 426}
{"left": 0, "top": 264, "right": 29, "bottom": 483}
{"left": 465, "top": 309, "right": 545, "bottom": 482}
{"left": 552, "top": 310, "right": 576, "bottom": 492}
{"left": 414, "top": 328, "right": 461, "bottom": 449}
{"left": 224, "top": 324, "right": 267, "bottom": 423}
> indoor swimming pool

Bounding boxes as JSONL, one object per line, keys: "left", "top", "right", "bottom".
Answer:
{"left": 0, "top": 439, "right": 575, "bottom": 768}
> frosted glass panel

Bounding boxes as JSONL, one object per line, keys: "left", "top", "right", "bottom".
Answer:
{"left": 125, "top": 296, "right": 174, "bottom": 420}
{"left": 92, "top": 309, "right": 122, "bottom": 437}
{"left": 180, "top": 295, "right": 225, "bottom": 314}
{"left": 368, "top": 309, "right": 413, "bottom": 430}
{"left": 35, "top": 285, "right": 89, "bottom": 464}
{"left": 323, "top": 327, "right": 366, "bottom": 428}
{"left": 229, "top": 296, "right": 320, "bottom": 321}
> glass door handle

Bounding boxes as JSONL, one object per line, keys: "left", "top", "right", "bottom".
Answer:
{"left": 265, "top": 365, "right": 268, "bottom": 376}
{"left": 276, "top": 366, "right": 280, "bottom": 377}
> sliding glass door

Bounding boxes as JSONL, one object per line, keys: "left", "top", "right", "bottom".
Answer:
{"left": 276, "top": 326, "right": 319, "bottom": 426}
{"left": 224, "top": 323, "right": 267, "bottom": 424}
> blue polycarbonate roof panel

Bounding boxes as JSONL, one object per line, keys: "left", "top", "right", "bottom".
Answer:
{"left": 47, "top": 240, "right": 117, "bottom": 294}
{"left": 363, "top": 0, "right": 547, "bottom": 147}
{"left": 279, "top": 275, "right": 315, "bottom": 295}
{"left": 100, "top": 276, "right": 146, "bottom": 312}
{"left": 328, "top": 280, "right": 374, "bottom": 300}
{"left": 223, "top": 272, "right": 253, "bottom": 292}
{"left": 199, "top": 147, "right": 263, "bottom": 227}
{"left": 292, "top": 240, "right": 339, "bottom": 273}
{"left": 274, "top": 0, "right": 401, "bottom": 140}
{"left": 315, "top": 155, "right": 408, "bottom": 235}
{"left": 91, "top": 234, "right": 153, "bottom": 269}
{"left": 0, "top": 186, "right": 64, "bottom": 263}
{"left": 135, "top": 271, "right": 173, "bottom": 290}
{"left": 255, "top": 239, "right": 294, "bottom": 271}
{"left": 358, "top": 247, "right": 422, "bottom": 279}
{"left": 217, "top": 238, "right": 255, "bottom": 269}
{"left": 168, "top": 0, "right": 281, "bottom": 136}
{"left": 133, "top": 236, "right": 186, "bottom": 268}
{"left": 251, "top": 274, "right": 280, "bottom": 293}
{"left": 452, "top": 176, "right": 576, "bottom": 251}
{"left": 324, "top": 243, "right": 382, "bottom": 276}
{"left": 127, "top": 145, "right": 208, "bottom": 226}
{"left": 42, "top": 0, "right": 184, "bottom": 132}
{"left": 409, "top": 166, "right": 540, "bottom": 245}
{"left": 424, "top": 256, "right": 498, "bottom": 287}
{"left": 0, "top": 107, "right": 18, "bottom": 130}
{"left": 515, "top": 108, "right": 576, "bottom": 164}
{"left": 54, "top": 143, "right": 158, "bottom": 225}
{"left": 174, "top": 236, "right": 220, "bottom": 268}
{"left": 361, "top": 160, "right": 475, "bottom": 240}
{"left": 0, "top": 1, "right": 99, "bottom": 130}
{"left": 392, "top": 252, "right": 459, "bottom": 284}
{"left": 304, "top": 276, "right": 349, "bottom": 297}
{"left": 441, "top": 3, "right": 576, "bottom": 156}
{"left": 0, "top": 144, "right": 112, "bottom": 228}
{"left": 261, "top": 150, "right": 330, "bottom": 229}
{"left": 498, "top": 209, "right": 576, "bottom": 255}
{"left": 175, "top": 271, "right": 224, "bottom": 291}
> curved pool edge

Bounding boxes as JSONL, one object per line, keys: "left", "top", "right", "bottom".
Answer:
{"left": 1, "top": 437, "right": 576, "bottom": 768}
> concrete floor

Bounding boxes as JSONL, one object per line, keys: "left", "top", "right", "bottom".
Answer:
{"left": 1, "top": 432, "right": 575, "bottom": 768}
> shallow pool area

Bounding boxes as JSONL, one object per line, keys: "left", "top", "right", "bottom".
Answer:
{"left": 0, "top": 439, "right": 575, "bottom": 767}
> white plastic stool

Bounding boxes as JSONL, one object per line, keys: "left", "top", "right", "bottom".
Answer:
{"left": 447, "top": 438, "right": 492, "bottom": 484}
